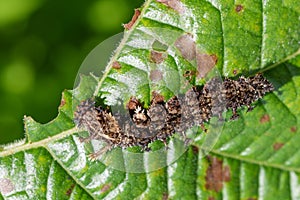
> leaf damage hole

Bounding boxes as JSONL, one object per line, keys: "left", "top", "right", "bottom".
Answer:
{"left": 123, "top": 9, "right": 141, "bottom": 30}
{"left": 0, "top": 178, "right": 14, "bottom": 195}
{"left": 205, "top": 156, "right": 231, "bottom": 192}
{"left": 74, "top": 74, "right": 274, "bottom": 159}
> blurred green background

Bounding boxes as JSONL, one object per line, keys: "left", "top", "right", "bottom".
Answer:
{"left": 0, "top": 0, "right": 144, "bottom": 144}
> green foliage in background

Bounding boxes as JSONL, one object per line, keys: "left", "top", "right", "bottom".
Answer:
{"left": 0, "top": 0, "right": 143, "bottom": 144}
{"left": 0, "top": 0, "right": 300, "bottom": 199}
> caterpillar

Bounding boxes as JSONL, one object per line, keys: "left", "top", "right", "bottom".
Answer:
{"left": 74, "top": 73, "right": 274, "bottom": 160}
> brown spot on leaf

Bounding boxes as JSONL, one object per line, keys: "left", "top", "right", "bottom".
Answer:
{"left": 223, "top": 166, "right": 231, "bottom": 182}
{"left": 60, "top": 97, "right": 66, "bottom": 107}
{"left": 123, "top": 9, "right": 141, "bottom": 30}
{"left": 66, "top": 183, "right": 75, "bottom": 196}
{"left": 290, "top": 126, "right": 297, "bottom": 133}
{"left": 247, "top": 198, "right": 257, "bottom": 200}
{"left": 235, "top": 5, "right": 244, "bottom": 12}
{"left": 183, "top": 70, "right": 198, "bottom": 83}
{"left": 100, "top": 184, "right": 111, "bottom": 193}
{"left": 192, "top": 145, "right": 199, "bottom": 154}
{"left": 150, "top": 51, "right": 166, "bottom": 64}
{"left": 233, "top": 69, "right": 238, "bottom": 75}
{"left": 175, "top": 34, "right": 196, "bottom": 60}
{"left": 157, "top": 0, "right": 185, "bottom": 14}
{"left": 150, "top": 69, "right": 163, "bottom": 82}
{"left": 208, "top": 197, "right": 215, "bottom": 200}
{"left": 112, "top": 61, "right": 121, "bottom": 69}
{"left": 0, "top": 178, "right": 14, "bottom": 195}
{"left": 205, "top": 156, "right": 230, "bottom": 192}
{"left": 162, "top": 192, "right": 169, "bottom": 200}
{"left": 196, "top": 53, "right": 218, "bottom": 78}
{"left": 260, "top": 114, "right": 270, "bottom": 123}
{"left": 273, "top": 143, "right": 284, "bottom": 151}
{"left": 152, "top": 91, "right": 165, "bottom": 104}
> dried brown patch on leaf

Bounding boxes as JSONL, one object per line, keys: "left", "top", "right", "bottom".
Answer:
{"left": 247, "top": 198, "right": 257, "bottom": 200}
{"left": 175, "top": 34, "right": 196, "bottom": 60}
{"left": 100, "top": 184, "right": 112, "bottom": 193}
{"left": 123, "top": 9, "right": 141, "bottom": 30}
{"left": 273, "top": 143, "right": 284, "bottom": 151}
{"left": 150, "top": 50, "right": 166, "bottom": 64}
{"left": 260, "top": 114, "right": 270, "bottom": 123}
{"left": 196, "top": 53, "right": 218, "bottom": 78}
{"left": 290, "top": 126, "right": 297, "bottom": 133}
{"left": 235, "top": 5, "right": 244, "bottom": 13}
{"left": 150, "top": 69, "right": 164, "bottom": 82}
{"left": 0, "top": 178, "right": 14, "bottom": 195}
{"left": 157, "top": 0, "right": 185, "bottom": 14}
{"left": 205, "top": 156, "right": 230, "bottom": 192}
{"left": 208, "top": 197, "right": 215, "bottom": 200}
{"left": 112, "top": 61, "right": 121, "bottom": 69}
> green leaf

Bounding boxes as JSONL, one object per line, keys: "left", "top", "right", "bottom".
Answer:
{"left": 1, "top": 0, "right": 300, "bottom": 199}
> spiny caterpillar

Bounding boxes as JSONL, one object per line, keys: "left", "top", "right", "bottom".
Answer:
{"left": 74, "top": 73, "right": 274, "bottom": 160}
